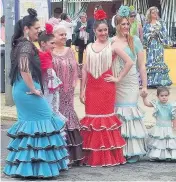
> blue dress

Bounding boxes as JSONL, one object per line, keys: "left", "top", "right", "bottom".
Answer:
{"left": 3, "top": 39, "right": 69, "bottom": 178}
{"left": 143, "top": 21, "right": 172, "bottom": 87}
{"left": 112, "top": 36, "right": 148, "bottom": 162}
{"left": 148, "top": 100, "right": 176, "bottom": 160}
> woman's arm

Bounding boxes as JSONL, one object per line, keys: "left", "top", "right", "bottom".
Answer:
{"left": 74, "top": 22, "right": 81, "bottom": 33}
{"left": 114, "top": 46, "right": 134, "bottom": 82}
{"left": 80, "top": 64, "right": 87, "bottom": 104}
{"left": 141, "top": 95, "right": 153, "bottom": 107}
{"left": 20, "top": 65, "right": 41, "bottom": 96}
{"left": 19, "top": 42, "right": 42, "bottom": 96}
{"left": 137, "top": 50, "right": 147, "bottom": 87}
{"left": 138, "top": 24, "right": 143, "bottom": 42}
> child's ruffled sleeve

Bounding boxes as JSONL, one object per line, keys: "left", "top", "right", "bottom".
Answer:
{"left": 150, "top": 100, "right": 158, "bottom": 118}
{"left": 171, "top": 102, "right": 176, "bottom": 120}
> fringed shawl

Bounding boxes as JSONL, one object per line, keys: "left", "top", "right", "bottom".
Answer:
{"left": 86, "top": 43, "right": 112, "bottom": 79}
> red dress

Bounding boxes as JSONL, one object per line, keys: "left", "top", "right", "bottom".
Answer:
{"left": 80, "top": 43, "right": 126, "bottom": 167}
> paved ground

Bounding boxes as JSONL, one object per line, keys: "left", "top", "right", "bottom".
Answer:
{"left": 1, "top": 123, "right": 176, "bottom": 181}
{"left": 1, "top": 85, "right": 176, "bottom": 181}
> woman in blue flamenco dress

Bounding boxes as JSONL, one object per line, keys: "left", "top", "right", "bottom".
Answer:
{"left": 3, "top": 9, "right": 69, "bottom": 178}
{"left": 143, "top": 6, "right": 172, "bottom": 87}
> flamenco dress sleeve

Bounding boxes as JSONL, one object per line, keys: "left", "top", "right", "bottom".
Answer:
{"left": 143, "top": 23, "right": 152, "bottom": 46}
{"left": 171, "top": 102, "right": 176, "bottom": 120}
{"left": 150, "top": 100, "right": 159, "bottom": 118}
{"left": 158, "top": 21, "right": 168, "bottom": 45}
{"left": 18, "top": 41, "right": 33, "bottom": 73}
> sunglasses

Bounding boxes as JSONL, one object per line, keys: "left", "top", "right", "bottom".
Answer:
{"left": 130, "top": 15, "right": 136, "bottom": 18}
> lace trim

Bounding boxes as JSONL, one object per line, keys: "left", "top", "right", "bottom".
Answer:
{"left": 85, "top": 113, "right": 115, "bottom": 118}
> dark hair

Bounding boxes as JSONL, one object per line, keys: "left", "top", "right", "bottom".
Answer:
{"left": 93, "top": 19, "right": 108, "bottom": 30}
{"left": 94, "top": 5, "right": 103, "bottom": 11}
{"left": 157, "top": 86, "right": 170, "bottom": 96}
{"left": 54, "top": 7, "right": 62, "bottom": 13}
{"left": 11, "top": 8, "right": 38, "bottom": 47}
{"left": 38, "top": 31, "right": 54, "bottom": 46}
{"left": 60, "top": 13, "right": 68, "bottom": 20}
{"left": 1, "top": 15, "right": 5, "bottom": 24}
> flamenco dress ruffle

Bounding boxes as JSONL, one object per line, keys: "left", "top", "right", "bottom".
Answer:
{"left": 115, "top": 104, "right": 148, "bottom": 160}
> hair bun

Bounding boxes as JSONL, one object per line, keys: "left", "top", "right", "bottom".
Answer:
{"left": 27, "top": 8, "right": 37, "bottom": 17}
{"left": 94, "top": 10, "right": 107, "bottom": 21}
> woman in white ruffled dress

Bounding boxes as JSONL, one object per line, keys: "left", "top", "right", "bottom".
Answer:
{"left": 112, "top": 6, "right": 148, "bottom": 163}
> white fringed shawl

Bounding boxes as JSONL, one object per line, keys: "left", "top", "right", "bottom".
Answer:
{"left": 86, "top": 43, "right": 112, "bottom": 79}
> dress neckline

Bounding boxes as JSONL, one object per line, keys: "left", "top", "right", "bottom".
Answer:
{"left": 52, "top": 47, "right": 70, "bottom": 57}
{"left": 91, "top": 42, "right": 109, "bottom": 53}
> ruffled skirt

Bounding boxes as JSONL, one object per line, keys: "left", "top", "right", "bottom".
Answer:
{"left": 3, "top": 79, "right": 69, "bottom": 178}
{"left": 147, "top": 125, "right": 176, "bottom": 160}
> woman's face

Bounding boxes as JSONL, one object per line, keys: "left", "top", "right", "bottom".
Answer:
{"left": 80, "top": 16, "right": 87, "bottom": 23}
{"left": 54, "top": 28, "right": 67, "bottom": 45}
{"left": 119, "top": 18, "right": 130, "bottom": 36}
{"left": 151, "top": 9, "right": 158, "bottom": 20}
{"left": 95, "top": 23, "right": 108, "bottom": 42}
{"left": 27, "top": 21, "right": 40, "bottom": 41}
{"left": 42, "top": 37, "right": 56, "bottom": 52}
{"left": 129, "top": 14, "right": 136, "bottom": 23}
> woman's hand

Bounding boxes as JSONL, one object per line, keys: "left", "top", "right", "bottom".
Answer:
{"left": 26, "top": 89, "right": 43, "bottom": 97}
{"left": 104, "top": 74, "right": 119, "bottom": 83}
{"left": 141, "top": 87, "right": 148, "bottom": 98}
{"left": 80, "top": 91, "right": 85, "bottom": 104}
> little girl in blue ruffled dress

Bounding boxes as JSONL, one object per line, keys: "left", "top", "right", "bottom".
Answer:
{"left": 141, "top": 86, "right": 176, "bottom": 161}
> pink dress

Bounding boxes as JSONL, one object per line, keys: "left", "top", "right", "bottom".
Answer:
{"left": 52, "top": 48, "right": 84, "bottom": 164}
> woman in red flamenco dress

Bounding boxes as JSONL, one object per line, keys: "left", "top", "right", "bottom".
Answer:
{"left": 80, "top": 10, "right": 134, "bottom": 167}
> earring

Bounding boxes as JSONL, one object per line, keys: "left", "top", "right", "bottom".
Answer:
{"left": 25, "top": 31, "right": 29, "bottom": 40}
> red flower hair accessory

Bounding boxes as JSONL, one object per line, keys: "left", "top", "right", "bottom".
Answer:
{"left": 45, "top": 23, "right": 53, "bottom": 34}
{"left": 94, "top": 10, "right": 107, "bottom": 20}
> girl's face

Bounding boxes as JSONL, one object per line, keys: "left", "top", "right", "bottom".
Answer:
{"left": 95, "top": 23, "right": 108, "bottom": 42}
{"left": 41, "top": 37, "right": 56, "bottom": 52}
{"left": 119, "top": 18, "right": 130, "bottom": 36}
{"left": 25, "top": 21, "right": 41, "bottom": 41}
{"left": 54, "top": 28, "right": 67, "bottom": 45}
{"left": 158, "top": 91, "right": 169, "bottom": 104}
{"left": 151, "top": 9, "right": 158, "bottom": 20}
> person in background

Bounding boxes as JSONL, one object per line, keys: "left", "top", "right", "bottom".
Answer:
{"left": 47, "top": 8, "right": 62, "bottom": 27}
{"left": 143, "top": 6, "right": 172, "bottom": 87}
{"left": 0, "top": 15, "right": 5, "bottom": 43}
{"left": 129, "top": 6, "right": 143, "bottom": 42}
{"left": 86, "top": 5, "right": 103, "bottom": 43}
{"left": 54, "top": 7, "right": 62, "bottom": 19}
{"left": 60, "top": 13, "right": 74, "bottom": 47}
{"left": 73, "top": 12, "right": 88, "bottom": 78}
{"left": 136, "top": 8, "right": 145, "bottom": 27}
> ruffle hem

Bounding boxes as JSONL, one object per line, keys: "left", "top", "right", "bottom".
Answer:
{"left": 80, "top": 115, "right": 126, "bottom": 167}
{"left": 115, "top": 106, "right": 148, "bottom": 159}
{"left": 3, "top": 114, "right": 69, "bottom": 178}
